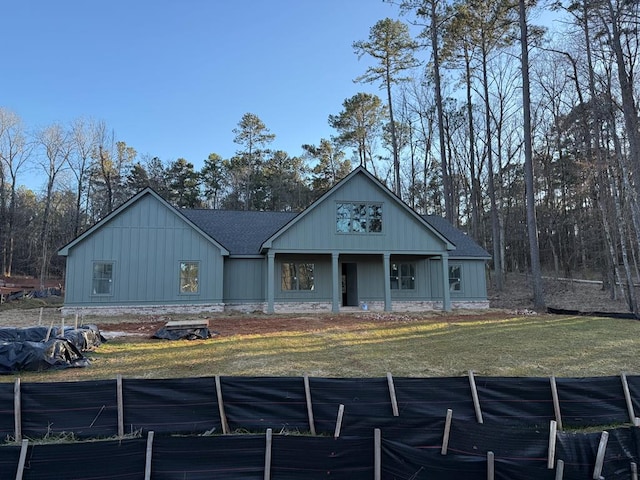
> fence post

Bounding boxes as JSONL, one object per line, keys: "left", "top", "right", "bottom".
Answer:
{"left": 386, "top": 372, "right": 399, "bottom": 417}
{"left": 548, "top": 420, "right": 557, "bottom": 469}
{"left": 303, "top": 374, "right": 316, "bottom": 435}
{"left": 550, "top": 376, "right": 563, "bottom": 431}
{"left": 592, "top": 431, "right": 609, "bottom": 480}
{"left": 264, "top": 428, "right": 272, "bottom": 480}
{"left": 14, "top": 378, "right": 21, "bottom": 443}
{"left": 144, "top": 431, "right": 154, "bottom": 480}
{"left": 215, "top": 375, "right": 229, "bottom": 434}
{"left": 374, "top": 428, "right": 381, "bottom": 480}
{"left": 441, "top": 409, "right": 453, "bottom": 455}
{"left": 487, "top": 451, "right": 494, "bottom": 480}
{"left": 116, "top": 374, "right": 124, "bottom": 438}
{"left": 468, "top": 371, "right": 483, "bottom": 424}
{"left": 555, "top": 459, "right": 564, "bottom": 480}
{"left": 621, "top": 373, "right": 636, "bottom": 424}
{"left": 15, "top": 439, "right": 28, "bottom": 480}
{"left": 334, "top": 404, "right": 345, "bottom": 439}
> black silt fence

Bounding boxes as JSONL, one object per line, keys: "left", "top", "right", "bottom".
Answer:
{"left": 20, "top": 379, "right": 117, "bottom": 439}
{"left": 122, "top": 376, "right": 221, "bottom": 436}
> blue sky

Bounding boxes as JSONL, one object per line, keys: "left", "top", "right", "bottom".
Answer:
{"left": 3, "top": 0, "right": 402, "bottom": 187}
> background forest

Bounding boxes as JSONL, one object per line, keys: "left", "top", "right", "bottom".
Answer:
{"left": 1, "top": 0, "right": 639, "bottom": 312}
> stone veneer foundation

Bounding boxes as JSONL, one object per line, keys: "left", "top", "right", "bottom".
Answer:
{"left": 62, "top": 300, "right": 489, "bottom": 316}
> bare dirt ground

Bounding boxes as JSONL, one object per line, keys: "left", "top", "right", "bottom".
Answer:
{"left": 0, "top": 274, "right": 632, "bottom": 336}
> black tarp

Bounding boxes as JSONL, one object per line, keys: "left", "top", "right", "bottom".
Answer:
{"left": 123, "top": 377, "right": 222, "bottom": 435}
{"left": 18, "top": 438, "right": 146, "bottom": 480}
{"left": 59, "top": 325, "right": 105, "bottom": 351}
{"left": 21, "top": 380, "right": 118, "bottom": 439}
{"left": 0, "top": 339, "right": 88, "bottom": 374}
{"left": 151, "top": 434, "right": 265, "bottom": 480}
{"left": 220, "top": 376, "right": 309, "bottom": 433}
{"left": 151, "top": 326, "right": 212, "bottom": 340}
{"left": 0, "top": 325, "right": 105, "bottom": 351}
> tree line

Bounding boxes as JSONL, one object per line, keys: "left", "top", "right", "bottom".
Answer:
{"left": 1, "top": 0, "right": 639, "bottom": 314}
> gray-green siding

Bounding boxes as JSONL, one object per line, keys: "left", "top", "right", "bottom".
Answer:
{"left": 269, "top": 174, "right": 449, "bottom": 254}
{"left": 429, "top": 259, "right": 488, "bottom": 300}
{"left": 64, "top": 195, "right": 224, "bottom": 306}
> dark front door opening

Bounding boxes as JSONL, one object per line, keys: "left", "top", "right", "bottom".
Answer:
{"left": 342, "top": 262, "right": 358, "bottom": 307}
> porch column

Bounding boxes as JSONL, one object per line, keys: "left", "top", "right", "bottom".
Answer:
{"left": 267, "top": 251, "right": 275, "bottom": 314}
{"left": 332, "top": 252, "right": 340, "bottom": 313}
{"left": 383, "top": 253, "right": 392, "bottom": 312}
{"left": 441, "top": 253, "right": 451, "bottom": 312}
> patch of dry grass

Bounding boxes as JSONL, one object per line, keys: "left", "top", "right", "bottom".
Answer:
{"left": 2, "top": 313, "right": 640, "bottom": 382}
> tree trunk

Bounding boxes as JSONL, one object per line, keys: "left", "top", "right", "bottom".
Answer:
{"left": 519, "top": 0, "right": 545, "bottom": 309}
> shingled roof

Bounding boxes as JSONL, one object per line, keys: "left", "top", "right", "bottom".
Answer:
{"left": 181, "top": 208, "right": 489, "bottom": 258}
{"left": 423, "top": 215, "right": 491, "bottom": 259}
{"left": 181, "top": 209, "right": 298, "bottom": 255}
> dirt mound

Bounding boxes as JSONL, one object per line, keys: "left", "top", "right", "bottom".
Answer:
{"left": 489, "top": 274, "right": 631, "bottom": 313}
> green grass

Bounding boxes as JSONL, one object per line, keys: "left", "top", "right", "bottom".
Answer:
{"left": 2, "top": 313, "right": 640, "bottom": 383}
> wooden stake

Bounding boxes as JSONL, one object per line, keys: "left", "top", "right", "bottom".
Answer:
{"left": 116, "top": 374, "right": 124, "bottom": 438}
{"left": 548, "top": 420, "right": 557, "bottom": 469}
{"left": 45, "top": 320, "right": 54, "bottom": 342}
{"left": 468, "top": 371, "right": 483, "bottom": 424}
{"left": 334, "top": 404, "right": 345, "bottom": 438}
{"left": 144, "top": 431, "right": 154, "bottom": 480}
{"left": 487, "top": 451, "right": 494, "bottom": 480}
{"left": 303, "top": 374, "right": 316, "bottom": 435}
{"left": 555, "top": 459, "right": 564, "bottom": 480}
{"left": 386, "top": 372, "right": 399, "bottom": 417}
{"left": 550, "top": 376, "right": 563, "bottom": 431}
{"left": 215, "top": 375, "right": 229, "bottom": 434}
{"left": 74, "top": 313, "right": 78, "bottom": 330}
{"left": 264, "top": 428, "right": 272, "bottom": 480}
{"left": 631, "top": 462, "right": 638, "bottom": 480}
{"left": 15, "top": 439, "right": 28, "bottom": 480}
{"left": 592, "top": 431, "right": 609, "bottom": 480}
{"left": 38, "top": 307, "right": 43, "bottom": 326}
{"left": 14, "top": 378, "right": 21, "bottom": 443}
{"left": 374, "top": 428, "right": 381, "bottom": 480}
{"left": 441, "top": 409, "right": 453, "bottom": 455}
{"left": 622, "top": 373, "right": 636, "bottom": 424}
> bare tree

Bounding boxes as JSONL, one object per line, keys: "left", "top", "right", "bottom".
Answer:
{"left": 36, "top": 123, "right": 73, "bottom": 288}
{"left": 0, "top": 108, "right": 32, "bottom": 276}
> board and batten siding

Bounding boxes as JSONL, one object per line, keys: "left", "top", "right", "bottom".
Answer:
{"left": 223, "top": 258, "right": 265, "bottom": 302}
{"left": 428, "top": 258, "right": 488, "bottom": 300}
{"left": 269, "top": 174, "right": 448, "bottom": 254}
{"left": 64, "top": 194, "right": 224, "bottom": 305}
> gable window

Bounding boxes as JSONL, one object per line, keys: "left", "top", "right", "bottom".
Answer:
{"left": 336, "top": 203, "right": 382, "bottom": 233}
{"left": 180, "top": 261, "right": 199, "bottom": 294}
{"left": 92, "top": 262, "right": 113, "bottom": 296}
{"left": 281, "top": 263, "right": 315, "bottom": 291}
{"left": 390, "top": 263, "right": 415, "bottom": 290}
{"left": 449, "top": 265, "right": 462, "bottom": 292}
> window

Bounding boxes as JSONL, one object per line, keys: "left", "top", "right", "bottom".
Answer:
{"left": 449, "top": 265, "right": 462, "bottom": 292}
{"left": 336, "top": 203, "right": 382, "bottom": 233}
{"left": 390, "top": 263, "right": 415, "bottom": 290}
{"left": 281, "top": 263, "right": 315, "bottom": 290}
{"left": 92, "top": 262, "right": 113, "bottom": 295}
{"left": 180, "top": 262, "right": 199, "bottom": 294}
